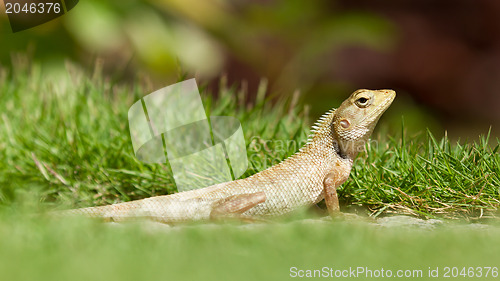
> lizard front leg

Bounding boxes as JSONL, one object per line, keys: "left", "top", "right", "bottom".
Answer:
{"left": 210, "top": 192, "right": 266, "bottom": 221}
{"left": 323, "top": 170, "right": 347, "bottom": 217}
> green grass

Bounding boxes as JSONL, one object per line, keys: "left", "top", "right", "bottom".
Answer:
{"left": 0, "top": 65, "right": 311, "bottom": 209}
{"left": 343, "top": 129, "right": 500, "bottom": 219}
{"left": 1, "top": 63, "right": 500, "bottom": 281}
{"left": 0, "top": 63, "right": 498, "bottom": 219}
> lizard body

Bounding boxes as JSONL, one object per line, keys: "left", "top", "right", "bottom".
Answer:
{"left": 66, "top": 89, "right": 395, "bottom": 223}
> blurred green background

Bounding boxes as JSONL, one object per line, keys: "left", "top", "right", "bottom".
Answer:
{"left": 1, "top": 0, "right": 499, "bottom": 138}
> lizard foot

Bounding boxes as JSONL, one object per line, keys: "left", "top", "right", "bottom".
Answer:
{"left": 210, "top": 192, "right": 266, "bottom": 222}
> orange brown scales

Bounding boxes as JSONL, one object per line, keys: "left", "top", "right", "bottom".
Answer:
{"left": 63, "top": 89, "right": 396, "bottom": 223}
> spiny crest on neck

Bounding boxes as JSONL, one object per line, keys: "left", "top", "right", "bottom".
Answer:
{"left": 298, "top": 107, "right": 336, "bottom": 153}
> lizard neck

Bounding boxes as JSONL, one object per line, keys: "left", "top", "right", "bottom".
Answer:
{"left": 298, "top": 108, "right": 356, "bottom": 163}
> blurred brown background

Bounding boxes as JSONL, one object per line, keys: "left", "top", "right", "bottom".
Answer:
{"left": 1, "top": 0, "right": 499, "bottom": 138}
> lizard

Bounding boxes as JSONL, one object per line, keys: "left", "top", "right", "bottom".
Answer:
{"left": 63, "top": 89, "right": 395, "bottom": 223}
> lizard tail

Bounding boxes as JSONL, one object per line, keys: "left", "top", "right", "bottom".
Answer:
{"left": 59, "top": 201, "right": 144, "bottom": 222}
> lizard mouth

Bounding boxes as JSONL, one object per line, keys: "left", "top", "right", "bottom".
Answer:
{"left": 359, "top": 93, "right": 395, "bottom": 125}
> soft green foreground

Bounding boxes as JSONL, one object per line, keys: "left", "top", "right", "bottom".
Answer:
{"left": 1, "top": 213, "right": 500, "bottom": 281}
{"left": 1, "top": 64, "right": 500, "bottom": 280}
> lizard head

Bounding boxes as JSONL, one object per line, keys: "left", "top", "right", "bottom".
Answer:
{"left": 333, "top": 89, "right": 396, "bottom": 159}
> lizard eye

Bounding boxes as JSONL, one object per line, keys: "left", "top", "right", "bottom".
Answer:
{"left": 355, "top": 97, "right": 370, "bottom": 108}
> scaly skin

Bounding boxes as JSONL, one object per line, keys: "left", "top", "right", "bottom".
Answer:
{"left": 66, "top": 89, "right": 395, "bottom": 223}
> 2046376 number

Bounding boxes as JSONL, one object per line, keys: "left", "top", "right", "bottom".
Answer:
{"left": 443, "top": 267, "right": 498, "bottom": 278}
{"left": 5, "top": 2, "right": 61, "bottom": 14}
